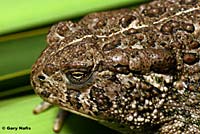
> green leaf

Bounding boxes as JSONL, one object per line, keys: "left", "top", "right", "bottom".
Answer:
{"left": 0, "top": 30, "right": 47, "bottom": 76}
{"left": 0, "top": 0, "right": 148, "bottom": 35}
{"left": 0, "top": 29, "right": 47, "bottom": 98}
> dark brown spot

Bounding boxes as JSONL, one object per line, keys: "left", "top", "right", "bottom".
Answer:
{"left": 102, "top": 44, "right": 114, "bottom": 52}
{"left": 183, "top": 23, "right": 195, "bottom": 33}
{"left": 44, "top": 63, "right": 58, "bottom": 75}
{"left": 171, "top": 21, "right": 179, "bottom": 27}
{"left": 160, "top": 42, "right": 167, "bottom": 47}
{"left": 89, "top": 86, "right": 112, "bottom": 111}
{"left": 183, "top": 53, "right": 199, "bottom": 65}
{"left": 180, "top": 0, "right": 197, "bottom": 5}
{"left": 152, "top": 87, "right": 162, "bottom": 95}
{"left": 96, "top": 20, "right": 107, "bottom": 28}
{"left": 143, "top": 8, "right": 162, "bottom": 17}
{"left": 40, "top": 90, "right": 50, "bottom": 98}
{"left": 161, "top": 23, "right": 172, "bottom": 34}
{"left": 56, "top": 22, "right": 68, "bottom": 36}
{"left": 103, "top": 39, "right": 121, "bottom": 51}
{"left": 171, "top": 41, "right": 182, "bottom": 49}
{"left": 120, "top": 15, "right": 136, "bottom": 28}
{"left": 141, "top": 82, "right": 152, "bottom": 90}
{"left": 47, "top": 36, "right": 60, "bottom": 44}
{"left": 123, "top": 28, "right": 138, "bottom": 35}
{"left": 193, "top": 65, "right": 200, "bottom": 73}
{"left": 188, "top": 85, "right": 195, "bottom": 91}
{"left": 189, "top": 41, "right": 200, "bottom": 49}
{"left": 65, "top": 90, "right": 82, "bottom": 109}
{"left": 198, "top": 87, "right": 200, "bottom": 92}
{"left": 115, "top": 64, "right": 129, "bottom": 74}
{"left": 135, "top": 34, "right": 144, "bottom": 41}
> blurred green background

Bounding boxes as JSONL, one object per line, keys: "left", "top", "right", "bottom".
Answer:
{"left": 0, "top": 0, "right": 149, "bottom": 134}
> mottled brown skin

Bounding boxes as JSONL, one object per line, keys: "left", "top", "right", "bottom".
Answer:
{"left": 31, "top": 0, "right": 200, "bottom": 133}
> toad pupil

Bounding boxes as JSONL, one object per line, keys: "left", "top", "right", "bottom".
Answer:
{"left": 31, "top": 0, "right": 200, "bottom": 133}
{"left": 66, "top": 71, "right": 90, "bottom": 83}
{"left": 70, "top": 71, "right": 85, "bottom": 79}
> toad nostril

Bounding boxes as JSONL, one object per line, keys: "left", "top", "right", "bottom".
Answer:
{"left": 38, "top": 75, "right": 46, "bottom": 81}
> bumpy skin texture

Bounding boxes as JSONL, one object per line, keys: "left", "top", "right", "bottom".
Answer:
{"left": 31, "top": 0, "right": 200, "bottom": 133}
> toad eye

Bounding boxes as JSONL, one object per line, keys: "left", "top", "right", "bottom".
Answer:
{"left": 65, "top": 70, "right": 93, "bottom": 85}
